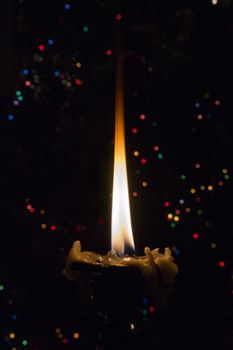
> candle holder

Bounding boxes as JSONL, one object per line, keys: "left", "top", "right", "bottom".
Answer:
{"left": 65, "top": 241, "right": 178, "bottom": 349}
{"left": 70, "top": 261, "right": 146, "bottom": 349}
{"left": 71, "top": 260, "right": 146, "bottom": 320}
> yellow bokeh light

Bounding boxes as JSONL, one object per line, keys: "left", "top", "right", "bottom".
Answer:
{"left": 211, "top": 243, "right": 217, "bottom": 249}
{"left": 142, "top": 181, "right": 148, "bottom": 187}
{"left": 130, "top": 323, "right": 135, "bottom": 330}
{"left": 208, "top": 185, "right": 213, "bottom": 191}
{"left": 76, "top": 62, "right": 82, "bottom": 68}
{"left": 133, "top": 150, "right": 139, "bottom": 157}
{"left": 9, "top": 333, "right": 15, "bottom": 339}
{"left": 190, "top": 188, "right": 196, "bottom": 194}
{"left": 73, "top": 332, "right": 80, "bottom": 339}
{"left": 186, "top": 207, "right": 191, "bottom": 213}
{"left": 174, "top": 216, "right": 179, "bottom": 222}
{"left": 41, "top": 224, "right": 47, "bottom": 229}
{"left": 167, "top": 213, "right": 173, "bottom": 219}
{"left": 222, "top": 168, "right": 228, "bottom": 174}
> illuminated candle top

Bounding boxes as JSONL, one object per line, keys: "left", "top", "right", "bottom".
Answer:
{"left": 111, "top": 36, "right": 135, "bottom": 256}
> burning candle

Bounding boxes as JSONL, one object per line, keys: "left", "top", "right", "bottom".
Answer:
{"left": 65, "top": 33, "right": 178, "bottom": 307}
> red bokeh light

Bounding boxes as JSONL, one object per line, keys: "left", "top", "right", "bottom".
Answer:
{"left": 140, "top": 158, "right": 147, "bottom": 165}
{"left": 106, "top": 49, "right": 112, "bottom": 56}
{"left": 75, "top": 79, "right": 82, "bottom": 86}
{"left": 149, "top": 306, "right": 155, "bottom": 313}
{"left": 38, "top": 44, "right": 45, "bottom": 51}
{"left": 115, "top": 14, "right": 122, "bottom": 21}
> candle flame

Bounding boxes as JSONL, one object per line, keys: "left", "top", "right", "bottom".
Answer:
{"left": 111, "top": 46, "right": 135, "bottom": 256}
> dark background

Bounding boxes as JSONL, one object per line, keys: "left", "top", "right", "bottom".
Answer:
{"left": 0, "top": 0, "right": 232, "bottom": 349}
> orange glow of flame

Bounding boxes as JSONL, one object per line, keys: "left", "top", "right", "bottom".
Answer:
{"left": 111, "top": 44, "right": 135, "bottom": 256}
